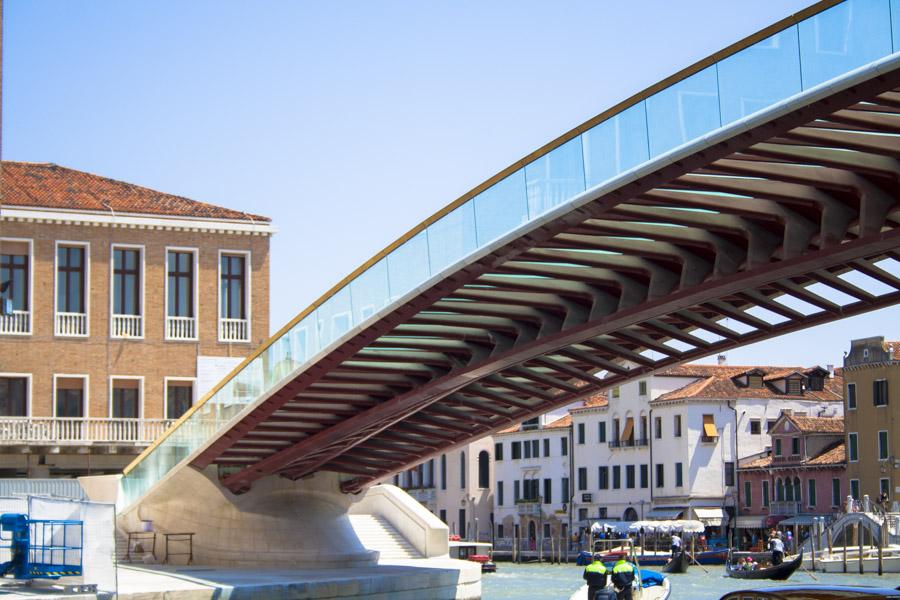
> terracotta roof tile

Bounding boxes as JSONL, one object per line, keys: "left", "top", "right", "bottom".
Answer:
{"left": 545, "top": 415, "right": 572, "bottom": 429}
{"left": 741, "top": 455, "right": 772, "bottom": 469}
{"left": 3, "top": 161, "right": 270, "bottom": 222}
{"left": 806, "top": 441, "right": 845, "bottom": 466}
{"left": 790, "top": 416, "right": 844, "bottom": 434}
{"left": 653, "top": 364, "right": 843, "bottom": 403}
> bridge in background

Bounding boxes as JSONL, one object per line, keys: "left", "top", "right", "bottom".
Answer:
{"left": 120, "top": 0, "right": 900, "bottom": 511}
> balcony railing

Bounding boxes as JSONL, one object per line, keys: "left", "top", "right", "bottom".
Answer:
{"left": 517, "top": 500, "right": 543, "bottom": 516}
{"left": 0, "top": 417, "right": 175, "bottom": 444}
{"left": 112, "top": 314, "right": 142, "bottom": 338}
{"left": 608, "top": 438, "right": 649, "bottom": 449}
{"left": 55, "top": 312, "right": 87, "bottom": 337}
{"left": 406, "top": 487, "right": 436, "bottom": 503}
{"left": 701, "top": 435, "right": 719, "bottom": 444}
{"left": 219, "top": 318, "right": 249, "bottom": 342}
{"left": 166, "top": 316, "right": 197, "bottom": 340}
{"left": 770, "top": 501, "right": 801, "bottom": 516}
{"left": 0, "top": 310, "right": 30, "bottom": 335}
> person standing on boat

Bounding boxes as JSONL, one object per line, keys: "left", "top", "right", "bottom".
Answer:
{"left": 611, "top": 556, "right": 637, "bottom": 600}
{"left": 768, "top": 531, "right": 785, "bottom": 566}
{"left": 670, "top": 533, "right": 682, "bottom": 558}
{"left": 583, "top": 554, "right": 612, "bottom": 600}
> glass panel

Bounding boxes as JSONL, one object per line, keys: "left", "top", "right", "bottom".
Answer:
{"left": 799, "top": 0, "right": 892, "bottom": 89}
{"left": 473, "top": 169, "right": 528, "bottom": 247}
{"left": 646, "top": 65, "right": 721, "bottom": 156}
{"left": 316, "top": 286, "right": 353, "bottom": 348}
{"left": 350, "top": 259, "right": 390, "bottom": 325}
{"left": 387, "top": 231, "right": 430, "bottom": 302}
{"left": 427, "top": 201, "right": 477, "bottom": 274}
{"left": 288, "top": 312, "right": 319, "bottom": 365}
{"left": 525, "top": 137, "right": 585, "bottom": 217}
{"left": 582, "top": 101, "right": 650, "bottom": 188}
{"left": 718, "top": 27, "right": 802, "bottom": 124}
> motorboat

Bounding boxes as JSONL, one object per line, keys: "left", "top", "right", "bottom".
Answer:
{"left": 724, "top": 550, "right": 802, "bottom": 580}
{"left": 448, "top": 540, "right": 496, "bottom": 573}
{"left": 718, "top": 584, "right": 900, "bottom": 599}
{"left": 570, "top": 538, "right": 670, "bottom": 600}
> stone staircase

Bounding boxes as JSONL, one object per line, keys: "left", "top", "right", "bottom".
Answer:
{"left": 349, "top": 514, "right": 423, "bottom": 560}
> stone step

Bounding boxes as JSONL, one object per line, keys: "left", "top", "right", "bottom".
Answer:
{"left": 349, "top": 514, "right": 422, "bottom": 560}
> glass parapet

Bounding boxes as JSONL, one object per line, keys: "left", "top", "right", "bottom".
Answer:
{"left": 118, "top": 0, "right": 900, "bottom": 509}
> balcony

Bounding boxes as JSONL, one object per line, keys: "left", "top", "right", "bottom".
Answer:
{"left": 608, "top": 438, "right": 649, "bottom": 449}
{"left": 112, "top": 314, "right": 142, "bottom": 338}
{"left": 219, "top": 318, "right": 249, "bottom": 342}
{"left": 0, "top": 417, "right": 174, "bottom": 445}
{"left": 406, "top": 487, "right": 436, "bottom": 504}
{"left": 517, "top": 499, "right": 542, "bottom": 516}
{"left": 0, "top": 310, "right": 30, "bottom": 335}
{"left": 770, "top": 501, "right": 801, "bottom": 516}
{"left": 166, "top": 316, "right": 197, "bottom": 340}
{"left": 701, "top": 435, "right": 719, "bottom": 444}
{"left": 55, "top": 312, "right": 87, "bottom": 337}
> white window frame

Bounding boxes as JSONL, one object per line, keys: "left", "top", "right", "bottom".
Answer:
{"left": 0, "top": 372, "right": 32, "bottom": 417}
{"left": 0, "top": 237, "right": 34, "bottom": 336}
{"left": 848, "top": 432, "right": 859, "bottom": 463}
{"left": 109, "top": 243, "right": 145, "bottom": 339}
{"left": 163, "top": 376, "right": 197, "bottom": 420}
{"left": 164, "top": 246, "right": 200, "bottom": 341}
{"left": 878, "top": 429, "right": 889, "bottom": 461}
{"left": 850, "top": 478, "right": 860, "bottom": 500}
{"left": 880, "top": 477, "right": 890, "bottom": 496}
{"left": 54, "top": 240, "right": 91, "bottom": 337}
{"left": 874, "top": 378, "right": 888, "bottom": 407}
{"left": 217, "top": 249, "right": 252, "bottom": 343}
{"left": 52, "top": 374, "right": 90, "bottom": 418}
{"left": 831, "top": 477, "right": 841, "bottom": 508}
{"left": 108, "top": 375, "right": 144, "bottom": 419}
{"left": 847, "top": 382, "right": 857, "bottom": 410}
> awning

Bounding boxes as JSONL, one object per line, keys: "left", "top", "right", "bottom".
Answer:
{"left": 621, "top": 418, "right": 634, "bottom": 442}
{"left": 693, "top": 507, "right": 726, "bottom": 526}
{"left": 647, "top": 507, "right": 684, "bottom": 520}
{"left": 702, "top": 414, "right": 718, "bottom": 438}
{"left": 735, "top": 516, "right": 766, "bottom": 529}
{"left": 779, "top": 515, "right": 819, "bottom": 526}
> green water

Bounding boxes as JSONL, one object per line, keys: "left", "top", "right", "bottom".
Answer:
{"left": 481, "top": 563, "right": 900, "bottom": 599}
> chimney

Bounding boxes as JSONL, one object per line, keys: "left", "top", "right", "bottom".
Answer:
{"left": 717, "top": 354, "right": 727, "bottom": 366}
{"left": 827, "top": 364, "right": 834, "bottom": 378}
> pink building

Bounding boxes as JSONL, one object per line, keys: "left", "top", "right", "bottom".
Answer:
{"left": 737, "top": 411, "right": 846, "bottom": 546}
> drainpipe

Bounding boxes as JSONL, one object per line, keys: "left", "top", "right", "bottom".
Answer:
{"left": 649, "top": 408, "right": 654, "bottom": 504}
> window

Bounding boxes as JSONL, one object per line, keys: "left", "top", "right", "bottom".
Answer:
{"left": 724, "top": 462, "right": 735, "bottom": 487}
{"left": 850, "top": 479, "right": 860, "bottom": 500}
{"left": 578, "top": 467, "right": 587, "bottom": 491}
{"left": 878, "top": 430, "right": 889, "bottom": 461}
{"left": 775, "top": 438, "right": 783, "bottom": 456}
{"left": 1, "top": 241, "right": 30, "bottom": 324}
{"left": 543, "top": 438, "right": 550, "bottom": 457}
{"left": 793, "top": 477, "right": 801, "bottom": 505}
{"left": 220, "top": 254, "right": 247, "bottom": 319}
{"left": 612, "top": 387, "right": 620, "bottom": 399}
{"left": 478, "top": 451, "right": 489, "bottom": 489}
{"left": 762, "top": 480, "right": 770, "bottom": 507}
{"left": 749, "top": 419, "right": 761, "bottom": 435}
{"left": 512, "top": 441, "right": 522, "bottom": 459}
{"left": 458, "top": 509, "right": 466, "bottom": 539}
{"left": 543, "top": 523, "right": 551, "bottom": 538}
{"left": 702, "top": 414, "right": 718, "bottom": 441}
{"left": 848, "top": 432, "right": 859, "bottom": 462}
{"left": 654, "top": 416, "right": 662, "bottom": 439}
{"left": 847, "top": 383, "right": 857, "bottom": 410}
{"left": 831, "top": 478, "right": 841, "bottom": 507}
{"left": 639, "top": 381, "right": 648, "bottom": 396}
{"left": 543, "top": 478, "right": 552, "bottom": 504}
{"left": 749, "top": 374, "right": 763, "bottom": 388}
{"left": 787, "top": 378, "right": 802, "bottom": 395}
{"left": 560, "top": 437, "right": 568, "bottom": 456}
{"left": 743, "top": 481, "right": 752, "bottom": 508}
{"left": 514, "top": 480, "right": 521, "bottom": 502}
{"left": 522, "top": 417, "right": 539, "bottom": 430}
{"left": 612, "top": 466, "right": 621, "bottom": 489}
{"left": 640, "top": 416, "right": 648, "bottom": 442}
{"left": 55, "top": 377, "right": 85, "bottom": 418}
{"left": 674, "top": 415, "right": 682, "bottom": 437}
{"left": 459, "top": 452, "right": 466, "bottom": 488}
{"left": 578, "top": 508, "right": 588, "bottom": 522}
{"left": 0, "top": 377, "right": 27, "bottom": 417}
{"left": 612, "top": 418, "right": 620, "bottom": 443}
{"left": 640, "top": 464, "right": 648, "bottom": 489}
{"left": 167, "top": 249, "right": 197, "bottom": 340}
{"left": 675, "top": 463, "right": 683, "bottom": 487}
{"left": 598, "top": 466, "right": 609, "bottom": 490}
{"left": 524, "top": 441, "right": 531, "bottom": 459}
{"left": 655, "top": 464, "right": 664, "bottom": 487}
{"left": 497, "top": 524, "right": 503, "bottom": 538}
{"left": 166, "top": 380, "right": 193, "bottom": 420}
{"left": 880, "top": 478, "right": 890, "bottom": 497}
{"left": 874, "top": 379, "right": 888, "bottom": 407}
{"left": 598, "top": 421, "right": 607, "bottom": 443}
{"left": 626, "top": 465, "right": 635, "bottom": 489}
{"left": 807, "top": 479, "right": 816, "bottom": 507}
{"left": 495, "top": 442, "right": 504, "bottom": 461}
{"left": 791, "top": 437, "right": 800, "bottom": 456}
{"left": 441, "top": 454, "right": 447, "bottom": 489}
{"left": 531, "top": 439, "right": 539, "bottom": 457}
{"left": 561, "top": 477, "right": 569, "bottom": 501}
{"left": 808, "top": 375, "right": 824, "bottom": 391}
{"left": 766, "top": 419, "right": 777, "bottom": 433}
{"left": 577, "top": 422, "right": 585, "bottom": 444}
{"left": 112, "top": 247, "right": 141, "bottom": 316}
{"left": 776, "top": 478, "right": 784, "bottom": 502}
{"left": 111, "top": 378, "right": 140, "bottom": 419}
{"left": 621, "top": 418, "right": 634, "bottom": 443}
{"left": 57, "top": 245, "right": 86, "bottom": 314}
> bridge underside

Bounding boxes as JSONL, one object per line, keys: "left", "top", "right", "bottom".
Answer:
{"left": 196, "top": 67, "right": 900, "bottom": 494}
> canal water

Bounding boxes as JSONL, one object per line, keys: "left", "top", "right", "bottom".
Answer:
{"left": 481, "top": 563, "right": 899, "bottom": 599}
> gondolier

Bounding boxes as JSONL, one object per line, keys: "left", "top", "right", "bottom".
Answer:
{"left": 768, "top": 532, "right": 785, "bottom": 566}
{"left": 670, "top": 534, "right": 682, "bottom": 558}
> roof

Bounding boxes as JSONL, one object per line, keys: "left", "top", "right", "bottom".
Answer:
{"left": 544, "top": 415, "right": 571, "bottom": 429}
{"left": 2, "top": 161, "right": 270, "bottom": 222}
{"left": 738, "top": 441, "right": 845, "bottom": 471}
{"left": 790, "top": 416, "right": 844, "bottom": 434}
{"left": 652, "top": 365, "right": 843, "bottom": 403}
{"left": 569, "top": 391, "right": 608, "bottom": 412}
{"left": 886, "top": 340, "right": 900, "bottom": 356}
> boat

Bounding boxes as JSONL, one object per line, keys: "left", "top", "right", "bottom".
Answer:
{"left": 568, "top": 570, "right": 671, "bottom": 600}
{"left": 718, "top": 584, "right": 900, "bottom": 599}
{"left": 636, "top": 547, "right": 728, "bottom": 566}
{"left": 724, "top": 549, "right": 802, "bottom": 580}
{"left": 448, "top": 540, "right": 496, "bottom": 573}
{"left": 661, "top": 549, "right": 689, "bottom": 574}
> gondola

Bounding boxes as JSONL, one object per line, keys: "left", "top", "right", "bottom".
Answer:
{"left": 724, "top": 550, "right": 802, "bottom": 581}
{"left": 661, "top": 549, "right": 689, "bottom": 574}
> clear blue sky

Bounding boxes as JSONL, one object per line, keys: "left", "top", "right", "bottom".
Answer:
{"left": 4, "top": 0, "right": 897, "bottom": 367}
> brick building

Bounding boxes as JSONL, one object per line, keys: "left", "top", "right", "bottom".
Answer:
{"left": 0, "top": 161, "right": 273, "bottom": 477}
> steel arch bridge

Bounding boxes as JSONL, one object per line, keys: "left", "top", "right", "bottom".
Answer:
{"left": 121, "top": 0, "right": 900, "bottom": 506}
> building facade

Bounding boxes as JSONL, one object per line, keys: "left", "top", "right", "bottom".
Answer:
{"left": 0, "top": 162, "right": 273, "bottom": 476}
{"left": 842, "top": 336, "right": 899, "bottom": 508}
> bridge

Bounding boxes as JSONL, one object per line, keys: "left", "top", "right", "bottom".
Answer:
{"left": 109, "top": 0, "right": 900, "bottom": 568}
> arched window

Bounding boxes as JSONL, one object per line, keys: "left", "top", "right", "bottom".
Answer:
{"left": 478, "top": 450, "right": 490, "bottom": 489}
{"left": 785, "top": 477, "right": 794, "bottom": 501}
{"left": 460, "top": 451, "right": 466, "bottom": 489}
{"left": 776, "top": 478, "right": 784, "bottom": 502}
{"left": 793, "top": 477, "right": 802, "bottom": 504}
